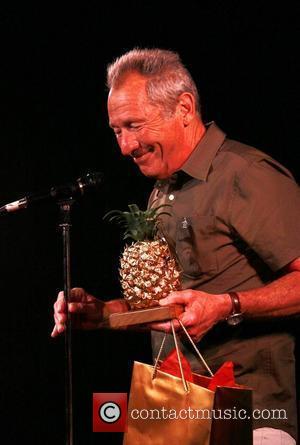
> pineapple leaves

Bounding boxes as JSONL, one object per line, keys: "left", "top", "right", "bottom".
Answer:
{"left": 103, "top": 202, "right": 171, "bottom": 242}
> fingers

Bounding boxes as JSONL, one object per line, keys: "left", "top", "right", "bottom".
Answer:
{"left": 159, "top": 291, "right": 191, "bottom": 306}
{"left": 179, "top": 310, "right": 199, "bottom": 327}
{"left": 149, "top": 318, "right": 203, "bottom": 343}
{"left": 54, "top": 288, "right": 95, "bottom": 315}
{"left": 56, "top": 287, "right": 89, "bottom": 305}
{"left": 150, "top": 318, "right": 181, "bottom": 333}
{"left": 52, "top": 287, "right": 89, "bottom": 338}
{"left": 51, "top": 323, "right": 66, "bottom": 337}
{"left": 51, "top": 325, "right": 59, "bottom": 337}
{"left": 53, "top": 292, "right": 67, "bottom": 336}
{"left": 68, "top": 301, "right": 94, "bottom": 313}
{"left": 52, "top": 288, "right": 106, "bottom": 337}
{"left": 55, "top": 291, "right": 66, "bottom": 312}
{"left": 69, "top": 287, "right": 89, "bottom": 301}
{"left": 156, "top": 289, "right": 220, "bottom": 343}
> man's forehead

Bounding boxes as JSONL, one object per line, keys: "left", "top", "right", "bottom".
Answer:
{"left": 108, "top": 74, "right": 150, "bottom": 116}
{"left": 108, "top": 88, "right": 146, "bottom": 115}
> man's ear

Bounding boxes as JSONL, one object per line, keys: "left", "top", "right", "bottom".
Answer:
{"left": 177, "top": 92, "right": 197, "bottom": 126}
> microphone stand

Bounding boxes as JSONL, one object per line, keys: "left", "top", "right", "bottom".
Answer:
{"left": 58, "top": 198, "right": 74, "bottom": 445}
{"left": 0, "top": 171, "right": 103, "bottom": 445}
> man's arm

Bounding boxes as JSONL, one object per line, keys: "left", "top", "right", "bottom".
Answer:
{"left": 154, "top": 257, "right": 300, "bottom": 342}
{"left": 237, "top": 257, "right": 300, "bottom": 318}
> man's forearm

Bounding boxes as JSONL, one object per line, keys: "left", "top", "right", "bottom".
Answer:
{"left": 239, "top": 270, "right": 300, "bottom": 318}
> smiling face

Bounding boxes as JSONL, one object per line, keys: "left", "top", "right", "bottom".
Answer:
{"left": 107, "top": 72, "right": 197, "bottom": 179}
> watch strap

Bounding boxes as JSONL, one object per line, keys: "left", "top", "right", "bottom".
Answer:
{"left": 228, "top": 291, "right": 242, "bottom": 315}
{"left": 226, "top": 291, "right": 243, "bottom": 326}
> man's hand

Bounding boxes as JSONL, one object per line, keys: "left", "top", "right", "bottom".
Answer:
{"left": 151, "top": 289, "right": 232, "bottom": 343}
{"left": 51, "top": 287, "right": 129, "bottom": 337}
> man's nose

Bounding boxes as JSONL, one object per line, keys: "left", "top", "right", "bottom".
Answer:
{"left": 118, "top": 130, "right": 139, "bottom": 156}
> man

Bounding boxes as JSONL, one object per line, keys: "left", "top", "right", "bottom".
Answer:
{"left": 52, "top": 48, "right": 300, "bottom": 444}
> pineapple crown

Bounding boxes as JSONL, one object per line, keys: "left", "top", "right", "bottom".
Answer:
{"left": 103, "top": 202, "right": 171, "bottom": 242}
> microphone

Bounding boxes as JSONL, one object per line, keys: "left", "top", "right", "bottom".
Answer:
{"left": 0, "top": 171, "right": 103, "bottom": 214}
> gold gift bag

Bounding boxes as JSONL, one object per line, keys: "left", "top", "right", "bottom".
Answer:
{"left": 124, "top": 321, "right": 214, "bottom": 445}
{"left": 123, "top": 320, "right": 252, "bottom": 445}
{"left": 123, "top": 361, "right": 214, "bottom": 445}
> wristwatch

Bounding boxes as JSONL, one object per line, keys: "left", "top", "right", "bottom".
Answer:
{"left": 226, "top": 291, "right": 243, "bottom": 326}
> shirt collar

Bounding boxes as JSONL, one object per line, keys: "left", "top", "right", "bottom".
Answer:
{"left": 181, "top": 121, "right": 226, "bottom": 181}
{"left": 155, "top": 122, "right": 226, "bottom": 189}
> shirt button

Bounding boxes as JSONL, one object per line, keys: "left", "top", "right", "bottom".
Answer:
{"left": 168, "top": 194, "right": 175, "bottom": 201}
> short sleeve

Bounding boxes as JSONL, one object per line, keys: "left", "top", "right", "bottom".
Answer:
{"left": 229, "top": 158, "right": 300, "bottom": 271}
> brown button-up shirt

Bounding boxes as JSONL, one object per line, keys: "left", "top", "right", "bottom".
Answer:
{"left": 150, "top": 122, "right": 300, "bottom": 438}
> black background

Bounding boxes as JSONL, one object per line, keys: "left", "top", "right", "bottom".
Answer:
{"left": 0, "top": 2, "right": 299, "bottom": 444}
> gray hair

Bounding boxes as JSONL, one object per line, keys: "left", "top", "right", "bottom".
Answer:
{"left": 106, "top": 48, "right": 200, "bottom": 115}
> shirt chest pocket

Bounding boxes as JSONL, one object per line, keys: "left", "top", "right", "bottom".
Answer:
{"left": 175, "top": 215, "right": 218, "bottom": 279}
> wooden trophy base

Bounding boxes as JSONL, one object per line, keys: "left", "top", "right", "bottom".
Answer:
{"left": 108, "top": 304, "right": 183, "bottom": 328}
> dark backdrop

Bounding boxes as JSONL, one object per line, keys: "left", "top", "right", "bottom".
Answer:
{"left": 0, "top": 2, "right": 299, "bottom": 444}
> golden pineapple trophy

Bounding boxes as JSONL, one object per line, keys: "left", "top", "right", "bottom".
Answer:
{"left": 104, "top": 203, "right": 183, "bottom": 327}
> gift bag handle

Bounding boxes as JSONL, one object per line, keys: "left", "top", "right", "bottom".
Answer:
{"left": 152, "top": 319, "right": 214, "bottom": 392}
{"left": 152, "top": 321, "right": 189, "bottom": 392}
{"left": 177, "top": 319, "right": 213, "bottom": 377}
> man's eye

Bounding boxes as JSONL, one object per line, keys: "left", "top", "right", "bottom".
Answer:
{"left": 129, "top": 124, "right": 141, "bottom": 131}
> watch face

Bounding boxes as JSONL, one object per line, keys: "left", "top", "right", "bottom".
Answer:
{"left": 227, "top": 313, "right": 243, "bottom": 326}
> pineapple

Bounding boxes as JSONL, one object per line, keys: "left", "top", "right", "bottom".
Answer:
{"left": 104, "top": 203, "right": 181, "bottom": 309}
